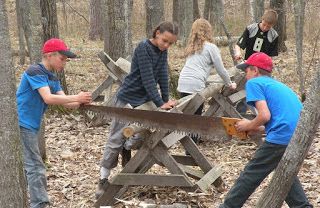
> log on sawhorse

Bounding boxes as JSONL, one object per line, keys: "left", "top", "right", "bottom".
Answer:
{"left": 94, "top": 93, "right": 225, "bottom": 207}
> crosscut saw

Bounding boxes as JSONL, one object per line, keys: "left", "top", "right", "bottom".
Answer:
{"left": 81, "top": 105, "right": 248, "bottom": 140}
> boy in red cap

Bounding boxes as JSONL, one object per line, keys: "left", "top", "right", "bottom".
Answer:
{"left": 17, "top": 38, "right": 92, "bottom": 208}
{"left": 219, "top": 52, "right": 313, "bottom": 208}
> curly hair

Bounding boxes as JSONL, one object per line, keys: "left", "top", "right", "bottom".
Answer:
{"left": 185, "top": 18, "right": 214, "bottom": 57}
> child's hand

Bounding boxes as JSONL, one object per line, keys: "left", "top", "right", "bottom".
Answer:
{"left": 167, "top": 100, "right": 176, "bottom": 107}
{"left": 160, "top": 100, "right": 176, "bottom": 110}
{"left": 228, "top": 82, "right": 237, "bottom": 90}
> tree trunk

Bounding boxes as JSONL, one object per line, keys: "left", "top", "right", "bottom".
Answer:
{"left": 250, "top": 0, "right": 265, "bottom": 23}
{"left": 61, "top": 0, "right": 68, "bottom": 33}
{"left": 175, "top": 0, "right": 193, "bottom": 46}
{"left": 203, "top": 0, "right": 212, "bottom": 20}
{"left": 172, "top": 0, "right": 179, "bottom": 24}
{"left": 20, "top": 0, "right": 43, "bottom": 63}
{"left": 40, "top": 0, "right": 61, "bottom": 160}
{"left": 256, "top": 67, "right": 320, "bottom": 208}
{"left": 270, "top": 0, "right": 287, "bottom": 52}
{"left": 89, "top": 0, "right": 104, "bottom": 40}
{"left": 293, "top": 0, "right": 306, "bottom": 101}
{"left": 211, "top": 0, "right": 224, "bottom": 35}
{"left": 40, "top": 0, "right": 68, "bottom": 95}
{"left": 16, "top": 0, "right": 26, "bottom": 65}
{"left": 104, "top": 0, "right": 133, "bottom": 60}
{"left": 0, "top": 1, "right": 27, "bottom": 206}
{"left": 193, "top": 0, "right": 200, "bottom": 20}
{"left": 40, "top": 0, "right": 59, "bottom": 41}
{"left": 145, "top": 0, "right": 164, "bottom": 38}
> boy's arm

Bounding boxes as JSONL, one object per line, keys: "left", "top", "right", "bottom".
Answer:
{"left": 235, "top": 100, "right": 270, "bottom": 132}
{"left": 56, "top": 91, "right": 81, "bottom": 108}
{"left": 38, "top": 86, "right": 91, "bottom": 106}
{"left": 235, "top": 28, "right": 249, "bottom": 60}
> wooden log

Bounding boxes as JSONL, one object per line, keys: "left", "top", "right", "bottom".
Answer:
{"left": 111, "top": 173, "right": 193, "bottom": 187}
{"left": 213, "top": 36, "right": 239, "bottom": 47}
{"left": 122, "top": 102, "right": 157, "bottom": 138}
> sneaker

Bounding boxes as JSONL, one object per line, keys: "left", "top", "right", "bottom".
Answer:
{"left": 95, "top": 178, "right": 110, "bottom": 199}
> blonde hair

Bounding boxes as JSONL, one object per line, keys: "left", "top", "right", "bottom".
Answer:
{"left": 185, "top": 18, "right": 214, "bottom": 57}
{"left": 262, "top": 9, "right": 278, "bottom": 25}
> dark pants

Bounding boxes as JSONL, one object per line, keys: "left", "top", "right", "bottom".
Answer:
{"left": 180, "top": 92, "right": 204, "bottom": 143}
{"left": 220, "top": 142, "right": 313, "bottom": 208}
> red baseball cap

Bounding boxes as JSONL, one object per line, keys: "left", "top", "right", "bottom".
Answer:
{"left": 42, "top": 38, "right": 77, "bottom": 58}
{"left": 236, "top": 52, "right": 273, "bottom": 72}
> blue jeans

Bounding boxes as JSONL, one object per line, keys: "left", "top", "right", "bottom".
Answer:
{"left": 219, "top": 142, "right": 313, "bottom": 208}
{"left": 20, "top": 127, "right": 49, "bottom": 208}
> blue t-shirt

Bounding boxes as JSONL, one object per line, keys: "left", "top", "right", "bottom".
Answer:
{"left": 16, "top": 64, "right": 62, "bottom": 132}
{"left": 246, "top": 76, "right": 302, "bottom": 145}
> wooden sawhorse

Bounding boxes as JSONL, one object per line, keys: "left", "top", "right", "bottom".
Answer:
{"left": 94, "top": 93, "right": 225, "bottom": 207}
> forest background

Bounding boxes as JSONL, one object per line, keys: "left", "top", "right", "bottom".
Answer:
{"left": 1, "top": 0, "right": 320, "bottom": 207}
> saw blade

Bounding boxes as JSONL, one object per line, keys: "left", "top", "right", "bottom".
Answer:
{"left": 81, "top": 105, "right": 229, "bottom": 138}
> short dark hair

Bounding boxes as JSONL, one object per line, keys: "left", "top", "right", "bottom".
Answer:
{"left": 152, "top": 21, "right": 179, "bottom": 38}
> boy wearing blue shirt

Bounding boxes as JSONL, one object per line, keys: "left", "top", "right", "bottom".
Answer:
{"left": 219, "top": 52, "right": 312, "bottom": 208}
{"left": 17, "top": 38, "right": 92, "bottom": 208}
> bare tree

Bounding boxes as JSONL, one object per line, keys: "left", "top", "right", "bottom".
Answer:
{"left": 0, "top": 1, "right": 27, "bottom": 206}
{"left": 250, "top": 0, "right": 265, "bottom": 23}
{"left": 16, "top": 0, "right": 26, "bottom": 65}
{"left": 193, "top": 0, "right": 200, "bottom": 20}
{"left": 270, "top": 0, "right": 287, "bottom": 52}
{"left": 203, "top": 0, "right": 211, "bottom": 21}
{"left": 293, "top": 0, "right": 306, "bottom": 101}
{"left": 256, "top": 67, "right": 320, "bottom": 207}
{"left": 104, "top": 0, "right": 133, "bottom": 60}
{"left": 173, "top": 0, "right": 193, "bottom": 45}
{"left": 145, "top": 0, "right": 164, "bottom": 38}
{"left": 40, "top": 0, "right": 68, "bottom": 95}
{"left": 41, "top": 0, "right": 59, "bottom": 41}
{"left": 40, "top": 0, "right": 62, "bottom": 160}
{"left": 89, "top": 0, "right": 104, "bottom": 40}
{"left": 203, "top": 0, "right": 224, "bottom": 34}
{"left": 20, "top": 0, "right": 43, "bottom": 63}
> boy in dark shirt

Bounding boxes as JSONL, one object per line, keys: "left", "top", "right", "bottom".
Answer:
{"left": 96, "top": 21, "right": 179, "bottom": 198}
{"left": 234, "top": 9, "right": 279, "bottom": 60}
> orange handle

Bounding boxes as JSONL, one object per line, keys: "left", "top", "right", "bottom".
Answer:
{"left": 221, "top": 117, "right": 248, "bottom": 140}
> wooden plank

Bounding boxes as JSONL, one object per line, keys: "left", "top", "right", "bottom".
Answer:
{"left": 103, "top": 84, "right": 113, "bottom": 103}
{"left": 98, "top": 51, "right": 126, "bottom": 81}
{"left": 95, "top": 184, "right": 123, "bottom": 207}
{"left": 162, "top": 133, "right": 186, "bottom": 148}
{"left": 115, "top": 57, "right": 131, "bottom": 74}
{"left": 178, "top": 164, "right": 204, "bottom": 180}
{"left": 180, "top": 136, "right": 224, "bottom": 188}
{"left": 111, "top": 173, "right": 193, "bottom": 187}
{"left": 106, "top": 61, "right": 126, "bottom": 82}
{"left": 172, "top": 155, "right": 197, "bottom": 166}
{"left": 152, "top": 142, "right": 190, "bottom": 180}
{"left": 195, "top": 166, "right": 224, "bottom": 193}
{"left": 212, "top": 93, "right": 242, "bottom": 118}
{"left": 202, "top": 102, "right": 220, "bottom": 116}
{"left": 228, "top": 90, "right": 246, "bottom": 104}
{"left": 91, "top": 76, "right": 114, "bottom": 101}
{"left": 182, "top": 93, "right": 205, "bottom": 115}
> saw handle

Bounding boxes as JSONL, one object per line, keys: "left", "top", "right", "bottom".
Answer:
{"left": 221, "top": 117, "right": 248, "bottom": 140}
